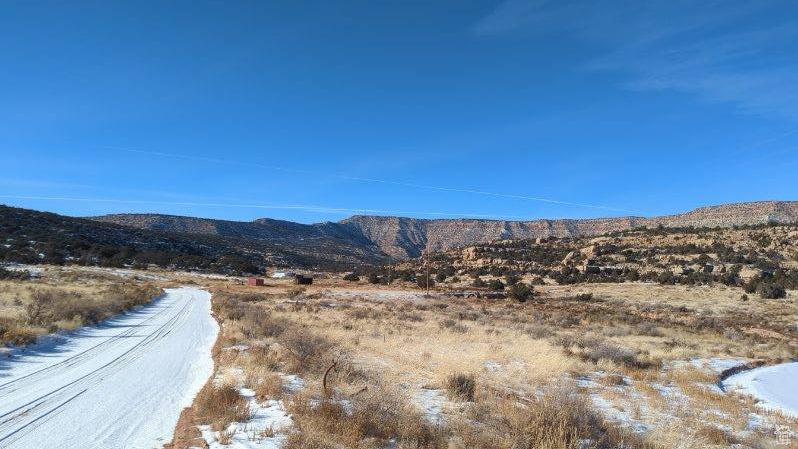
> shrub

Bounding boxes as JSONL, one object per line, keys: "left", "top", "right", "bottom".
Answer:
{"left": 218, "top": 298, "right": 246, "bottom": 320}
{"left": 439, "top": 319, "right": 469, "bottom": 333}
{"left": 25, "top": 290, "right": 55, "bottom": 325}
{"left": 0, "top": 267, "right": 30, "bottom": 280}
{"left": 757, "top": 282, "right": 786, "bottom": 299}
{"left": 281, "top": 328, "right": 335, "bottom": 374}
{"left": 657, "top": 270, "right": 676, "bottom": 285}
{"left": 634, "top": 323, "right": 662, "bottom": 337}
{"left": 445, "top": 373, "right": 476, "bottom": 401}
{"left": 239, "top": 307, "right": 289, "bottom": 339}
{"left": 343, "top": 273, "right": 359, "bottom": 282}
{"left": 454, "top": 387, "right": 648, "bottom": 449}
{"left": 583, "top": 343, "right": 650, "bottom": 368}
{"left": 254, "top": 373, "right": 285, "bottom": 401}
{"left": 743, "top": 275, "right": 760, "bottom": 294}
{"left": 285, "top": 385, "right": 446, "bottom": 449}
{"left": 195, "top": 384, "right": 252, "bottom": 431}
{"left": 508, "top": 283, "right": 534, "bottom": 302}
{"left": 504, "top": 274, "right": 521, "bottom": 286}
{"left": 237, "top": 293, "right": 270, "bottom": 302}
{"left": 0, "top": 318, "right": 42, "bottom": 346}
{"left": 416, "top": 274, "right": 435, "bottom": 289}
{"left": 487, "top": 279, "right": 505, "bottom": 291}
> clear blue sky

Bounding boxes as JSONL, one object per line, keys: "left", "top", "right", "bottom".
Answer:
{"left": 2, "top": 0, "right": 797, "bottom": 223}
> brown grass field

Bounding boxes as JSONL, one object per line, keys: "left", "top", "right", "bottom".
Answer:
{"left": 0, "top": 266, "right": 164, "bottom": 347}
{"left": 175, "top": 272, "right": 797, "bottom": 449}
{"left": 3, "top": 264, "right": 795, "bottom": 447}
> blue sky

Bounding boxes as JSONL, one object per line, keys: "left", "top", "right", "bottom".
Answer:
{"left": 1, "top": 0, "right": 797, "bottom": 223}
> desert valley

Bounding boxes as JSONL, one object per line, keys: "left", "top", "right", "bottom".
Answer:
{"left": 3, "top": 2, "right": 797, "bottom": 447}
{"left": 0, "top": 201, "right": 796, "bottom": 448}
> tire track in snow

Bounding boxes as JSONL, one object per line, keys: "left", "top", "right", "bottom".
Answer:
{"left": 0, "top": 296, "right": 194, "bottom": 445}
{"left": 0, "top": 296, "right": 175, "bottom": 396}
{"left": 0, "top": 287, "right": 218, "bottom": 449}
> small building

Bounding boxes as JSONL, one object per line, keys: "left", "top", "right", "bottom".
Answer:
{"left": 248, "top": 278, "right": 265, "bottom": 286}
{"left": 294, "top": 274, "right": 313, "bottom": 285}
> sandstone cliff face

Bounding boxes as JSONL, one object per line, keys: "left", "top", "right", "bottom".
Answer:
{"left": 93, "top": 201, "right": 798, "bottom": 262}
{"left": 340, "top": 202, "right": 798, "bottom": 259}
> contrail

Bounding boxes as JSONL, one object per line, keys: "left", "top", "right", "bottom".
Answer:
{"left": 733, "top": 128, "right": 798, "bottom": 154}
{"left": 0, "top": 195, "right": 556, "bottom": 220}
{"left": 95, "top": 145, "right": 636, "bottom": 213}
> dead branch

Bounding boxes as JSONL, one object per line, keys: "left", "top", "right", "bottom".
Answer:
{"left": 322, "top": 360, "right": 338, "bottom": 395}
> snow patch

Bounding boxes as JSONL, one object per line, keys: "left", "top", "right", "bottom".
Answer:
{"left": 279, "top": 374, "right": 305, "bottom": 394}
{"left": 200, "top": 388, "right": 293, "bottom": 449}
{"left": 412, "top": 388, "right": 447, "bottom": 424}
{"left": 722, "top": 362, "right": 798, "bottom": 418}
{"left": 223, "top": 345, "right": 251, "bottom": 352}
{"left": 690, "top": 358, "right": 748, "bottom": 374}
{"left": 483, "top": 361, "right": 501, "bottom": 372}
{"left": 589, "top": 394, "right": 650, "bottom": 433}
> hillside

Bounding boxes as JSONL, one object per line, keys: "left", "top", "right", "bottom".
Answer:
{"left": 93, "top": 201, "right": 798, "bottom": 260}
{"left": 392, "top": 221, "right": 798, "bottom": 295}
{"left": 342, "top": 201, "right": 798, "bottom": 259}
{"left": 0, "top": 205, "right": 387, "bottom": 273}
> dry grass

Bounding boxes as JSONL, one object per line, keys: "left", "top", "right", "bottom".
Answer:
{"left": 252, "top": 372, "right": 285, "bottom": 401}
{"left": 0, "top": 267, "right": 163, "bottom": 347}
{"left": 194, "top": 383, "right": 252, "bottom": 431}
{"left": 453, "top": 386, "right": 652, "bottom": 449}
{"left": 285, "top": 385, "right": 447, "bottom": 449}
{"left": 445, "top": 373, "right": 476, "bottom": 401}
{"left": 180, "top": 273, "right": 798, "bottom": 448}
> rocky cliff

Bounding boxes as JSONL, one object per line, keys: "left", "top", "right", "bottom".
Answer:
{"left": 92, "top": 201, "right": 798, "bottom": 261}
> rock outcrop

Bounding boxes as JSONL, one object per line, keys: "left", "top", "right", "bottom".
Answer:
{"left": 92, "top": 201, "right": 798, "bottom": 261}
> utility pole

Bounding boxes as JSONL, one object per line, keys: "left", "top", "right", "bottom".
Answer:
{"left": 423, "top": 250, "right": 430, "bottom": 297}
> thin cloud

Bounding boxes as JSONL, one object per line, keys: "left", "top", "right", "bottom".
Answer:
{"left": 471, "top": 0, "right": 798, "bottom": 121}
{"left": 96, "top": 145, "right": 636, "bottom": 214}
{"left": 470, "top": 0, "right": 549, "bottom": 36}
{"left": 0, "top": 194, "right": 581, "bottom": 221}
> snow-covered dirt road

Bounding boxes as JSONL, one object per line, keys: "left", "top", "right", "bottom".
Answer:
{"left": 0, "top": 287, "right": 218, "bottom": 448}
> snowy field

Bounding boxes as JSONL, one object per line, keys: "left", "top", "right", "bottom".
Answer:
{"left": 0, "top": 287, "right": 218, "bottom": 448}
{"left": 723, "top": 362, "right": 798, "bottom": 418}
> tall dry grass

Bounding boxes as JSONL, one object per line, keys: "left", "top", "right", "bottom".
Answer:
{"left": 194, "top": 383, "right": 252, "bottom": 431}
{"left": 189, "top": 277, "right": 798, "bottom": 449}
{"left": 452, "top": 386, "right": 652, "bottom": 449}
{"left": 1, "top": 279, "right": 162, "bottom": 346}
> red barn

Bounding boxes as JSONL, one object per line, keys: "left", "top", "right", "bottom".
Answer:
{"left": 248, "top": 278, "right": 265, "bottom": 286}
